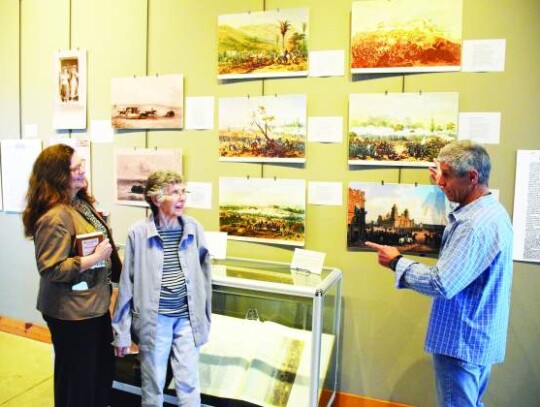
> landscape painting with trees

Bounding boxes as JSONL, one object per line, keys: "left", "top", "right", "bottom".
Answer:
{"left": 218, "top": 8, "right": 309, "bottom": 79}
{"left": 351, "top": 0, "right": 462, "bottom": 73}
{"left": 347, "top": 182, "right": 449, "bottom": 255}
{"left": 219, "top": 95, "right": 306, "bottom": 163}
{"left": 219, "top": 177, "right": 306, "bottom": 246}
{"left": 348, "top": 92, "right": 458, "bottom": 167}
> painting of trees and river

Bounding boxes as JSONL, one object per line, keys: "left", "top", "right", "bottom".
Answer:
{"left": 219, "top": 177, "right": 305, "bottom": 246}
{"left": 348, "top": 92, "right": 458, "bottom": 167}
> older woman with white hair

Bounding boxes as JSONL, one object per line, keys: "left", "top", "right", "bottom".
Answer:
{"left": 112, "top": 170, "right": 212, "bottom": 406}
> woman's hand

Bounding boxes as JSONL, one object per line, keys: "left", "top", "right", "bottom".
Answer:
{"left": 94, "top": 238, "right": 112, "bottom": 262}
{"left": 114, "top": 346, "right": 130, "bottom": 357}
{"left": 79, "top": 238, "right": 112, "bottom": 272}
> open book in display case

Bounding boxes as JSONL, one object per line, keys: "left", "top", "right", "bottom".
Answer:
{"left": 112, "top": 257, "right": 343, "bottom": 407}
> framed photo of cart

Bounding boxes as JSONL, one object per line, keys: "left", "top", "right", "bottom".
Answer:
{"left": 111, "top": 74, "right": 184, "bottom": 129}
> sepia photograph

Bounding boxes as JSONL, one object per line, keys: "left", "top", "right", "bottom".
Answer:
{"left": 348, "top": 92, "right": 458, "bottom": 167}
{"left": 219, "top": 177, "right": 306, "bottom": 246}
{"left": 351, "top": 0, "right": 463, "bottom": 74}
{"left": 53, "top": 50, "right": 87, "bottom": 130}
{"left": 111, "top": 74, "right": 184, "bottom": 129}
{"left": 218, "top": 8, "right": 309, "bottom": 80}
{"left": 347, "top": 182, "right": 449, "bottom": 255}
{"left": 114, "top": 149, "right": 183, "bottom": 206}
{"left": 219, "top": 95, "right": 306, "bottom": 163}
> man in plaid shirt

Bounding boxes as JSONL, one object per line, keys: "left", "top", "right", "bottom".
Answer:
{"left": 367, "top": 140, "right": 513, "bottom": 407}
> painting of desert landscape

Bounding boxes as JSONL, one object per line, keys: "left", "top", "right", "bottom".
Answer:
{"left": 219, "top": 177, "right": 305, "bottom": 246}
{"left": 347, "top": 182, "right": 448, "bottom": 255}
{"left": 111, "top": 74, "right": 183, "bottom": 129}
{"left": 218, "top": 8, "right": 309, "bottom": 79}
{"left": 348, "top": 92, "right": 458, "bottom": 167}
{"left": 219, "top": 95, "right": 306, "bottom": 163}
{"left": 351, "top": 0, "right": 462, "bottom": 73}
{"left": 114, "top": 149, "right": 182, "bottom": 206}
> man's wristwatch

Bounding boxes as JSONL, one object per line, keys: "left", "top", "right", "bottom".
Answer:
{"left": 389, "top": 255, "right": 403, "bottom": 271}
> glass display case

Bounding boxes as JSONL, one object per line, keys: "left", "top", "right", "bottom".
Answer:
{"left": 113, "top": 256, "right": 342, "bottom": 407}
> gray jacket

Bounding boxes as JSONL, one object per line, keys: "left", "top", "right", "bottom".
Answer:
{"left": 112, "top": 214, "right": 212, "bottom": 350}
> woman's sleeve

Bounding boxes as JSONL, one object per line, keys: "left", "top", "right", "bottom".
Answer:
{"left": 112, "top": 231, "right": 135, "bottom": 348}
{"left": 34, "top": 212, "right": 81, "bottom": 283}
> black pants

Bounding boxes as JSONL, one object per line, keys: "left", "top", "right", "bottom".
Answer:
{"left": 44, "top": 312, "right": 115, "bottom": 407}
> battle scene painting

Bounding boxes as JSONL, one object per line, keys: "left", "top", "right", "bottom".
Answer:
{"left": 351, "top": 0, "right": 462, "bottom": 73}
{"left": 348, "top": 92, "right": 458, "bottom": 167}
{"left": 219, "top": 95, "right": 306, "bottom": 163}
{"left": 219, "top": 177, "right": 305, "bottom": 246}
{"left": 114, "top": 149, "right": 182, "bottom": 206}
{"left": 218, "top": 8, "right": 309, "bottom": 79}
{"left": 347, "top": 182, "right": 449, "bottom": 255}
{"left": 111, "top": 74, "right": 184, "bottom": 129}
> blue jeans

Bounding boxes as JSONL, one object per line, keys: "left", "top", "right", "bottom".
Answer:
{"left": 139, "top": 315, "right": 200, "bottom": 406}
{"left": 433, "top": 354, "right": 491, "bottom": 407}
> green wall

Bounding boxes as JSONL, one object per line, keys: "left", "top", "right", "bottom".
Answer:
{"left": 0, "top": 0, "right": 539, "bottom": 405}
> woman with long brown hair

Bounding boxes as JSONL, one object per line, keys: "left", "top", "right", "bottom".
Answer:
{"left": 22, "top": 143, "right": 121, "bottom": 407}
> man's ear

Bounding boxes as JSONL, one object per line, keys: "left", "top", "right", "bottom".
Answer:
{"left": 468, "top": 169, "right": 480, "bottom": 185}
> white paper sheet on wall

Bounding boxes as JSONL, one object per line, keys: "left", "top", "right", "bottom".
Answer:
{"left": 512, "top": 150, "right": 540, "bottom": 263}
{"left": 0, "top": 139, "right": 42, "bottom": 212}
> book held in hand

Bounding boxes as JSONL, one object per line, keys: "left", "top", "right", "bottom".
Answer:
{"left": 75, "top": 231, "right": 105, "bottom": 269}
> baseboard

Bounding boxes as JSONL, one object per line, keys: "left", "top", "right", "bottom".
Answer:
{"left": 332, "top": 391, "right": 413, "bottom": 406}
{"left": 0, "top": 314, "right": 412, "bottom": 407}
{"left": 0, "top": 314, "right": 51, "bottom": 343}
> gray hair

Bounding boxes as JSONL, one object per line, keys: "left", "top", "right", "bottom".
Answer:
{"left": 437, "top": 140, "right": 491, "bottom": 185}
{"left": 144, "top": 170, "right": 184, "bottom": 216}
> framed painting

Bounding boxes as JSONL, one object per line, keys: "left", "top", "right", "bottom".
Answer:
{"left": 351, "top": 0, "right": 462, "bottom": 74}
{"left": 219, "top": 95, "right": 306, "bottom": 163}
{"left": 219, "top": 177, "right": 306, "bottom": 246}
{"left": 111, "top": 74, "right": 184, "bottom": 129}
{"left": 114, "top": 148, "right": 183, "bottom": 206}
{"left": 347, "top": 182, "right": 449, "bottom": 255}
{"left": 348, "top": 92, "right": 458, "bottom": 167}
{"left": 53, "top": 49, "right": 87, "bottom": 130}
{"left": 218, "top": 8, "right": 309, "bottom": 80}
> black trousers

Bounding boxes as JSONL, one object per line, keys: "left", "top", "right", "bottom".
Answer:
{"left": 44, "top": 312, "right": 115, "bottom": 407}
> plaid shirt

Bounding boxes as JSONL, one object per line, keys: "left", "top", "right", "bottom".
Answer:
{"left": 395, "top": 194, "right": 513, "bottom": 365}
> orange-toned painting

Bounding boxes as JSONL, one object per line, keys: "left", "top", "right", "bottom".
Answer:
{"left": 218, "top": 8, "right": 309, "bottom": 80}
{"left": 351, "top": 0, "right": 462, "bottom": 73}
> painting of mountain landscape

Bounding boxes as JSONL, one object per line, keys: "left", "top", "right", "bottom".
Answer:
{"left": 351, "top": 0, "right": 462, "bottom": 73}
{"left": 218, "top": 8, "right": 309, "bottom": 79}
{"left": 219, "top": 95, "right": 306, "bottom": 163}
{"left": 219, "top": 177, "right": 305, "bottom": 246}
{"left": 348, "top": 92, "right": 458, "bottom": 167}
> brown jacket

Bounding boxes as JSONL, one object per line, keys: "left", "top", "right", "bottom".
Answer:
{"left": 34, "top": 203, "right": 121, "bottom": 320}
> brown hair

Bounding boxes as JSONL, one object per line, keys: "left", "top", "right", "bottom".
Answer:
{"left": 22, "top": 144, "right": 95, "bottom": 238}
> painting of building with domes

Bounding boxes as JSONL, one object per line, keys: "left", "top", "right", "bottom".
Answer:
{"left": 347, "top": 182, "right": 449, "bottom": 255}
